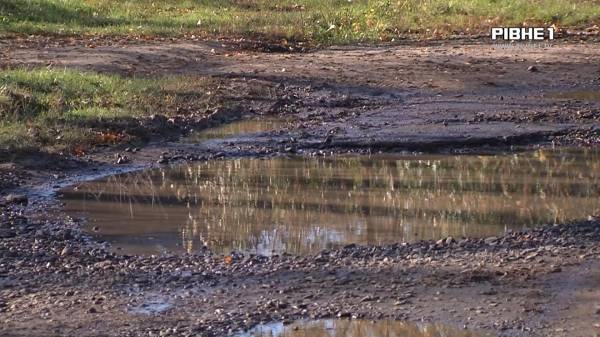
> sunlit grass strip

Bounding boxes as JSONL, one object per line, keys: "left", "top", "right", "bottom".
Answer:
{"left": 1, "top": 0, "right": 599, "bottom": 43}
{"left": 0, "top": 68, "right": 214, "bottom": 152}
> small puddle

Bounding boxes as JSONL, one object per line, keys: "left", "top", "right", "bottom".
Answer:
{"left": 550, "top": 90, "right": 600, "bottom": 101}
{"left": 61, "top": 148, "right": 600, "bottom": 256}
{"left": 185, "top": 117, "right": 289, "bottom": 143}
{"left": 236, "top": 319, "right": 495, "bottom": 337}
{"left": 128, "top": 294, "right": 172, "bottom": 315}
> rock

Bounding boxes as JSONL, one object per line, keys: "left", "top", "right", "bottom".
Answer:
{"left": 88, "top": 307, "right": 98, "bottom": 314}
{"left": 360, "top": 296, "right": 378, "bottom": 302}
{"left": 61, "top": 246, "right": 72, "bottom": 257}
{"left": 157, "top": 155, "right": 169, "bottom": 164}
{"left": 4, "top": 194, "right": 28, "bottom": 205}
{"left": 527, "top": 66, "right": 538, "bottom": 72}
{"left": 484, "top": 236, "right": 498, "bottom": 244}
{"left": 436, "top": 236, "right": 455, "bottom": 246}
{"left": 116, "top": 155, "right": 130, "bottom": 164}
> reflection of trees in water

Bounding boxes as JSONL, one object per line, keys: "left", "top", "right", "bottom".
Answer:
{"left": 65, "top": 149, "right": 600, "bottom": 255}
{"left": 240, "top": 319, "right": 488, "bottom": 337}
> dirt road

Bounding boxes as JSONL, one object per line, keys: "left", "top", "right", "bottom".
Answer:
{"left": 1, "top": 37, "right": 600, "bottom": 337}
{"left": 4, "top": 37, "right": 600, "bottom": 153}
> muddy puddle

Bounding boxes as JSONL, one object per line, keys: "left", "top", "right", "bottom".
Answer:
{"left": 61, "top": 148, "right": 600, "bottom": 256}
{"left": 236, "top": 319, "right": 494, "bottom": 337}
{"left": 129, "top": 295, "right": 172, "bottom": 315}
{"left": 550, "top": 90, "right": 600, "bottom": 101}
{"left": 184, "top": 117, "right": 289, "bottom": 142}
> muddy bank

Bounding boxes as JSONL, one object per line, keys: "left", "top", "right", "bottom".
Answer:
{"left": 1, "top": 198, "right": 600, "bottom": 337}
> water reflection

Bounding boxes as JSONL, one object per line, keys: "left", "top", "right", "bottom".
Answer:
{"left": 185, "top": 117, "right": 289, "bottom": 142}
{"left": 551, "top": 90, "right": 600, "bottom": 101}
{"left": 236, "top": 319, "right": 494, "bottom": 337}
{"left": 61, "top": 148, "right": 600, "bottom": 255}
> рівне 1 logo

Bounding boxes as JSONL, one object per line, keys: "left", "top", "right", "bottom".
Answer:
{"left": 491, "top": 27, "right": 555, "bottom": 41}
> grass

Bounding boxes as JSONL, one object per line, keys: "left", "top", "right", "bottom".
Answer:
{"left": 1, "top": 0, "right": 599, "bottom": 44}
{"left": 0, "top": 68, "right": 219, "bottom": 153}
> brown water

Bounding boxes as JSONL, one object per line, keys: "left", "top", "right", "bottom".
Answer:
{"left": 185, "top": 117, "right": 289, "bottom": 142}
{"left": 235, "top": 319, "right": 495, "bottom": 337}
{"left": 551, "top": 90, "right": 600, "bottom": 101}
{"left": 61, "top": 148, "right": 600, "bottom": 256}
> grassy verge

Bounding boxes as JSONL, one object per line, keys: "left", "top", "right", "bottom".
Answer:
{"left": 1, "top": 0, "right": 599, "bottom": 44}
{"left": 0, "top": 68, "right": 220, "bottom": 153}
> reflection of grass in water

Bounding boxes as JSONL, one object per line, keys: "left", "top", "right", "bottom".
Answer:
{"left": 186, "top": 118, "right": 289, "bottom": 142}
{"left": 241, "top": 319, "right": 491, "bottom": 337}
{"left": 551, "top": 90, "right": 600, "bottom": 102}
{"left": 70, "top": 148, "right": 600, "bottom": 255}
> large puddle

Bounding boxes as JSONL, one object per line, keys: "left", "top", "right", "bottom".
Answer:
{"left": 61, "top": 148, "right": 600, "bottom": 256}
{"left": 236, "top": 319, "right": 494, "bottom": 337}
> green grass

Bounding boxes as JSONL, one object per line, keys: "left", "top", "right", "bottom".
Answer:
{"left": 0, "top": 68, "right": 217, "bottom": 152}
{"left": 1, "top": 0, "right": 599, "bottom": 44}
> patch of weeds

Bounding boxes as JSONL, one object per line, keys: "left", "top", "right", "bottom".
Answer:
{"left": 0, "top": 68, "right": 218, "bottom": 154}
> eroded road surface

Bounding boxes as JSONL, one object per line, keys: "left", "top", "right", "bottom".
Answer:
{"left": 4, "top": 38, "right": 600, "bottom": 153}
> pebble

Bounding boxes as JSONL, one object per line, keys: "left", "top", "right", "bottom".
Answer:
{"left": 4, "top": 194, "right": 28, "bottom": 205}
{"left": 61, "top": 246, "right": 72, "bottom": 257}
{"left": 116, "top": 155, "right": 130, "bottom": 164}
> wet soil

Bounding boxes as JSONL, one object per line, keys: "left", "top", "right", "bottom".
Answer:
{"left": 2, "top": 199, "right": 600, "bottom": 337}
{"left": 3, "top": 37, "right": 600, "bottom": 158}
{"left": 1, "top": 37, "right": 600, "bottom": 337}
